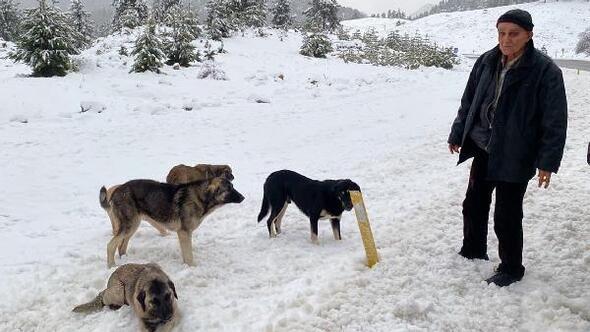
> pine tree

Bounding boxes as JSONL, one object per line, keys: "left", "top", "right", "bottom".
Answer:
{"left": 10, "top": 0, "right": 80, "bottom": 77}
{"left": 205, "top": 0, "right": 267, "bottom": 40}
{"left": 575, "top": 27, "right": 590, "bottom": 56}
{"left": 385, "top": 30, "right": 401, "bottom": 49}
{"left": 153, "top": 0, "right": 180, "bottom": 23}
{"left": 119, "top": 6, "right": 140, "bottom": 29}
{"left": 206, "top": 0, "right": 233, "bottom": 40}
{"left": 303, "top": 0, "right": 340, "bottom": 33}
{"left": 69, "top": 0, "right": 93, "bottom": 49}
{"left": 112, "top": 0, "right": 149, "bottom": 31}
{"left": 271, "top": 0, "right": 292, "bottom": 29}
{"left": 362, "top": 28, "right": 380, "bottom": 63}
{"left": 0, "top": 0, "right": 20, "bottom": 41}
{"left": 300, "top": 32, "right": 332, "bottom": 58}
{"left": 238, "top": 0, "right": 265, "bottom": 28}
{"left": 131, "top": 20, "right": 165, "bottom": 73}
{"left": 182, "top": 6, "right": 201, "bottom": 39}
{"left": 162, "top": 4, "right": 198, "bottom": 66}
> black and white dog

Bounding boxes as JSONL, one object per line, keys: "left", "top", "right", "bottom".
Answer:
{"left": 257, "top": 170, "right": 361, "bottom": 244}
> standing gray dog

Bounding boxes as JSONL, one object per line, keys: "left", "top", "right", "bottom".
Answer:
{"left": 73, "top": 263, "right": 179, "bottom": 332}
{"left": 100, "top": 177, "right": 245, "bottom": 267}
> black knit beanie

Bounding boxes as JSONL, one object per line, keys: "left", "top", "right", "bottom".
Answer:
{"left": 496, "top": 9, "right": 534, "bottom": 31}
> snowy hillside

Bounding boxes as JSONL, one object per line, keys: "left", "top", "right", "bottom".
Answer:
{"left": 0, "top": 16, "right": 589, "bottom": 332}
{"left": 343, "top": 0, "right": 590, "bottom": 59}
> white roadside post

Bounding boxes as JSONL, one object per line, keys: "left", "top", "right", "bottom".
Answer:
{"left": 349, "top": 190, "right": 379, "bottom": 268}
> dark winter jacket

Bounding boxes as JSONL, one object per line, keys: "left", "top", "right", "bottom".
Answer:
{"left": 448, "top": 40, "right": 567, "bottom": 183}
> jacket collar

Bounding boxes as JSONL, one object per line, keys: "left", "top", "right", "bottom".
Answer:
{"left": 483, "top": 40, "right": 536, "bottom": 69}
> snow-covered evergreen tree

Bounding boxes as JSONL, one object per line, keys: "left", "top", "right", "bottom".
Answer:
{"left": 0, "top": 0, "right": 20, "bottom": 41}
{"left": 271, "top": 0, "right": 292, "bottom": 29}
{"left": 119, "top": 6, "right": 140, "bottom": 30}
{"left": 575, "top": 27, "right": 590, "bottom": 56}
{"left": 303, "top": 0, "right": 340, "bottom": 32}
{"left": 152, "top": 0, "right": 180, "bottom": 23}
{"left": 182, "top": 6, "right": 201, "bottom": 39}
{"left": 362, "top": 28, "right": 381, "bottom": 63}
{"left": 384, "top": 30, "right": 401, "bottom": 49}
{"left": 300, "top": 32, "right": 332, "bottom": 58}
{"left": 162, "top": 4, "right": 198, "bottom": 66}
{"left": 10, "top": 0, "right": 80, "bottom": 77}
{"left": 205, "top": 0, "right": 267, "bottom": 40}
{"left": 69, "top": 0, "right": 93, "bottom": 49}
{"left": 112, "top": 0, "right": 149, "bottom": 31}
{"left": 234, "top": 0, "right": 266, "bottom": 29}
{"left": 334, "top": 28, "right": 458, "bottom": 70}
{"left": 131, "top": 20, "right": 165, "bottom": 73}
{"left": 206, "top": 0, "right": 233, "bottom": 40}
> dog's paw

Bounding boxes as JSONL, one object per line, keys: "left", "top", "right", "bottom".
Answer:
{"left": 311, "top": 234, "right": 320, "bottom": 245}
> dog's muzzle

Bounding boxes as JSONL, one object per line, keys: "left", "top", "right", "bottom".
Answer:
{"left": 229, "top": 189, "right": 245, "bottom": 203}
{"left": 344, "top": 202, "right": 354, "bottom": 211}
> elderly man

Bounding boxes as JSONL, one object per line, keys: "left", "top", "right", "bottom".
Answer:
{"left": 447, "top": 9, "right": 567, "bottom": 287}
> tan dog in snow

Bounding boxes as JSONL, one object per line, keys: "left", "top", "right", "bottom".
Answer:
{"left": 73, "top": 263, "right": 179, "bottom": 332}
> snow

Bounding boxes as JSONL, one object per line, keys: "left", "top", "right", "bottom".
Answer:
{"left": 342, "top": 0, "right": 590, "bottom": 59}
{"left": 0, "top": 3, "right": 589, "bottom": 331}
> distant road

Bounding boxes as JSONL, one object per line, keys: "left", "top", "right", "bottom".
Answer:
{"left": 463, "top": 54, "right": 590, "bottom": 72}
{"left": 553, "top": 59, "right": 590, "bottom": 72}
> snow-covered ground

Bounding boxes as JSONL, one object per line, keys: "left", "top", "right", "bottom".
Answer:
{"left": 1, "top": 6, "right": 589, "bottom": 332}
{"left": 342, "top": 0, "right": 590, "bottom": 59}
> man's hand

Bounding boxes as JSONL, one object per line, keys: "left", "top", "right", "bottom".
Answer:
{"left": 448, "top": 144, "right": 461, "bottom": 154}
{"left": 537, "top": 169, "right": 552, "bottom": 189}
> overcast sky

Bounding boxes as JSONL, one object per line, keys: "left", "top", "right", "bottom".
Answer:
{"left": 338, "top": 0, "right": 435, "bottom": 15}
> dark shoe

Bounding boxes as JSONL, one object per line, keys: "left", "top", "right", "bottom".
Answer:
{"left": 485, "top": 272, "right": 522, "bottom": 287}
{"left": 458, "top": 250, "right": 489, "bottom": 260}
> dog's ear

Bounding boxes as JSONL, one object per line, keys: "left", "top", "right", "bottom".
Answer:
{"left": 337, "top": 179, "right": 359, "bottom": 192}
{"left": 345, "top": 179, "right": 360, "bottom": 192}
{"left": 223, "top": 166, "right": 234, "bottom": 181}
{"left": 168, "top": 281, "right": 178, "bottom": 299}
{"left": 137, "top": 290, "right": 146, "bottom": 312}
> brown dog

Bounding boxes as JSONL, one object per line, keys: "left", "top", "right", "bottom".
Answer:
{"left": 73, "top": 263, "right": 179, "bottom": 332}
{"left": 166, "top": 164, "right": 233, "bottom": 184}
{"left": 100, "top": 177, "right": 244, "bottom": 267}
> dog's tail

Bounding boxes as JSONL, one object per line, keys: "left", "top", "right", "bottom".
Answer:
{"left": 72, "top": 293, "right": 104, "bottom": 313}
{"left": 99, "top": 186, "right": 110, "bottom": 209}
{"left": 257, "top": 192, "right": 269, "bottom": 222}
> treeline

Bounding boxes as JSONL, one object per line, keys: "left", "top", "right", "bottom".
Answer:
{"left": 412, "top": 0, "right": 538, "bottom": 19}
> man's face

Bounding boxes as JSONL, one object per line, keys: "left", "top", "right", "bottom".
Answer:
{"left": 497, "top": 22, "right": 533, "bottom": 59}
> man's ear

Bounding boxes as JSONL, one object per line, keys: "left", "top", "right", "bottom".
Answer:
{"left": 136, "top": 290, "right": 146, "bottom": 312}
{"left": 528, "top": 31, "right": 534, "bottom": 40}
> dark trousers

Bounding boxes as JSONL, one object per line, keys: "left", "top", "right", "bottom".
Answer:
{"left": 460, "top": 146, "right": 527, "bottom": 278}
